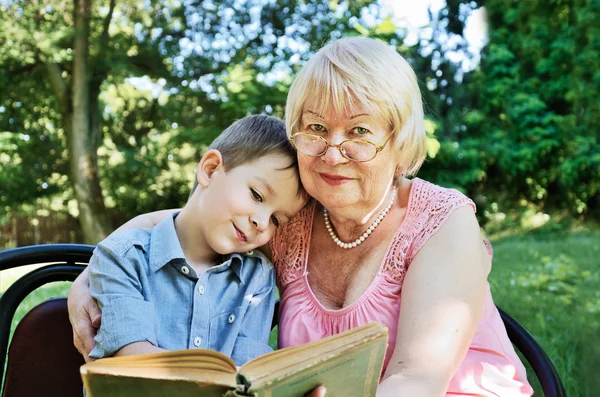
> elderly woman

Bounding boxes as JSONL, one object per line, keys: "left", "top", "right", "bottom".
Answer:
{"left": 69, "top": 37, "right": 533, "bottom": 396}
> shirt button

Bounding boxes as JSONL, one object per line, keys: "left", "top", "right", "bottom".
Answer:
{"left": 193, "top": 336, "right": 202, "bottom": 347}
{"left": 228, "top": 314, "right": 235, "bottom": 324}
{"left": 181, "top": 266, "right": 190, "bottom": 275}
{"left": 246, "top": 250, "right": 254, "bottom": 255}
{"left": 198, "top": 284, "right": 205, "bottom": 294}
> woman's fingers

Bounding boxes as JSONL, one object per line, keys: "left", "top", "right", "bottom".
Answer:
{"left": 68, "top": 270, "right": 100, "bottom": 361}
{"left": 305, "top": 385, "right": 326, "bottom": 397}
{"left": 89, "top": 300, "right": 102, "bottom": 328}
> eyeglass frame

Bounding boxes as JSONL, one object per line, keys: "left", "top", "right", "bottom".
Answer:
{"left": 289, "top": 132, "right": 393, "bottom": 162}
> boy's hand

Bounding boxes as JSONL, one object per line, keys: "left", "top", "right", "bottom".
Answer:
{"left": 67, "top": 268, "right": 102, "bottom": 361}
{"left": 305, "top": 386, "right": 326, "bottom": 397}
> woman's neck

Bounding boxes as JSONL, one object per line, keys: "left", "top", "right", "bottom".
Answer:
{"left": 322, "top": 182, "right": 400, "bottom": 242}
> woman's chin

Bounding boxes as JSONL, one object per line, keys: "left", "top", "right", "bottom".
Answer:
{"left": 316, "top": 194, "right": 358, "bottom": 210}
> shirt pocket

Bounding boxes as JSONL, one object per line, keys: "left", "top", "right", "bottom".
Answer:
{"left": 209, "top": 305, "right": 245, "bottom": 357}
{"left": 231, "top": 336, "right": 274, "bottom": 366}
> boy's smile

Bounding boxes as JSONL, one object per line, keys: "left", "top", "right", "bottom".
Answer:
{"left": 178, "top": 152, "right": 306, "bottom": 267}
{"left": 233, "top": 224, "right": 248, "bottom": 243}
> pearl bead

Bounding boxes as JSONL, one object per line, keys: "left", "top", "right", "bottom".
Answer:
{"left": 323, "top": 186, "right": 397, "bottom": 249}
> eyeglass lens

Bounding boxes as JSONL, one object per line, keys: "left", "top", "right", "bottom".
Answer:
{"left": 293, "top": 134, "right": 377, "bottom": 161}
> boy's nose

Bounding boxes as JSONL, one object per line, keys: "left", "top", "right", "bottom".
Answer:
{"left": 250, "top": 215, "right": 268, "bottom": 232}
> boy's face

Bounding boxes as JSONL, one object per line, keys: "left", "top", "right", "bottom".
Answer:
{"left": 197, "top": 153, "right": 306, "bottom": 255}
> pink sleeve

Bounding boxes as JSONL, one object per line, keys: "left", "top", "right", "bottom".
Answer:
{"left": 408, "top": 188, "right": 476, "bottom": 263}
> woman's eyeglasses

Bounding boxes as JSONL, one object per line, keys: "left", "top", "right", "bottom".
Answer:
{"left": 290, "top": 132, "right": 392, "bottom": 162}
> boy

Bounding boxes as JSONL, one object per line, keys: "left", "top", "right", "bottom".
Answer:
{"left": 88, "top": 115, "right": 306, "bottom": 365}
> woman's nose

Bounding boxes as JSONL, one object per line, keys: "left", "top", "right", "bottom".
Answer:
{"left": 320, "top": 142, "right": 349, "bottom": 166}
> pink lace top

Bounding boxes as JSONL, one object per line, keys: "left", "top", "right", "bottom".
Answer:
{"left": 270, "top": 178, "right": 533, "bottom": 396}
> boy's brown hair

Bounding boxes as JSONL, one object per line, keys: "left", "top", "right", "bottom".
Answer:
{"left": 190, "top": 115, "right": 305, "bottom": 198}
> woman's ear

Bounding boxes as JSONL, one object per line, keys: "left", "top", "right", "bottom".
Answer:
{"left": 394, "top": 163, "right": 403, "bottom": 177}
{"left": 196, "top": 150, "right": 224, "bottom": 187}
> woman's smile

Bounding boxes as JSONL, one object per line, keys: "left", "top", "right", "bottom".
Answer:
{"left": 318, "top": 172, "right": 354, "bottom": 186}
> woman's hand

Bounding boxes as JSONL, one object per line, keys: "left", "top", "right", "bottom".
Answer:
{"left": 67, "top": 267, "right": 101, "bottom": 361}
{"left": 305, "top": 386, "right": 326, "bottom": 397}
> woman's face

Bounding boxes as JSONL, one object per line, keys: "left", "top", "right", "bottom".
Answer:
{"left": 297, "top": 104, "right": 400, "bottom": 212}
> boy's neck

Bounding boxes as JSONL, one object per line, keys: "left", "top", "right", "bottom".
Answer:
{"left": 173, "top": 206, "right": 219, "bottom": 274}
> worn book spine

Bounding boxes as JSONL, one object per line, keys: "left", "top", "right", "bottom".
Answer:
{"left": 223, "top": 376, "right": 257, "bottom": 397}
{"left": 222, "top": 390, "right": 257, "bottom": 397}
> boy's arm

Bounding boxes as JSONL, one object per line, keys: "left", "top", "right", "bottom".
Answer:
{"left": 230, "top": 266, "right": 277, "bottom": 364}
{"left": 114, "top": 209, "right": 180, "bottom": 233}
{"left": 114, "top": 341, "right": 167, "bottom": 356}
{"left": 68, "top": 209, "right": 178, "bottom": 358}
{"left": 88, "top": 238, "right": 160, "bottom": 359}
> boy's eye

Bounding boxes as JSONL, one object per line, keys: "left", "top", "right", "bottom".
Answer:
{"left": 270, "top": 215, "right": 280, "bottom": 228}
{"left": 250, "top": 188, "right": 263, "bottom": 202}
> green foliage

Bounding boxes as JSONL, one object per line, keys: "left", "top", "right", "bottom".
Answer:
{"left": 1, "top": 0, "right": 597, "bottom": 227}
{"left": 0, "top": 0, "right": 388, "bottom": 220}
{"left": 459, "top": 0, "right": 600, "bottom": 218}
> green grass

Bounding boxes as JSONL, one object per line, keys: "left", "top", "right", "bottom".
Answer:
{"left": 488, "top": 229, "right": 600, "bottom": 397}
{"left": 3, "top": 228, "right": 598, "bottom": 395}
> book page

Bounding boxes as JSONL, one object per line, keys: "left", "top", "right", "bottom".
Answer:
{"left": 81, "top": 349, "right": 238, "bottom": 387}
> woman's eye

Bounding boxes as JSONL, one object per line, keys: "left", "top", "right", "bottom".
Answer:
{"left": 354, "top": 126, "right": 370, "bottom": 135}
{"left": 250, "top": 188, "right": 263, "bottom": 202}
{"left": 270, "top": 215, "right": 280, "bottom": 228}
{"left": 309, "top": 124, "right": 325, "bottom": 132}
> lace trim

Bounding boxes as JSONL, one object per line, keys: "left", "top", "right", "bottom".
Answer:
{"left": 382, "top": 180, "right": 475, "bottom": 283}
{"left": 270, "top": 200, "right": 315, "bottom": 287}
{"left": 271, "top": 179, "right": 475, "bottom": 287}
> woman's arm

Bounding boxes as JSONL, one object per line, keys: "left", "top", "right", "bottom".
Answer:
{"left": 113, "top": 209, "right": 180, "bottom": 233}
{"left": 377, "top": 206, "right": 491, "bottom": 397}
{"left": 67, "top": 209, "right": 179, "bottom": 358}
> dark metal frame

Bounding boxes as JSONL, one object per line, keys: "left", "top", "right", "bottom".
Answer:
{"left": 0, "top": 244, "right": 93, "bottom": 393}
{"left": 498, "top": 308, "right": 567, "bottom": 397}
{"left": 1, "top": 244, "right": 566, "bottom": 396}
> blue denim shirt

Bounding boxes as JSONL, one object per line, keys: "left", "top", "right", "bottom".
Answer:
{"left": 88, "top": 212, "right": 275, "bottom": 366}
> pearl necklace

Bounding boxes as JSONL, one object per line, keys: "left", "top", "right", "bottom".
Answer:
{"left": 323, "top": 186, "right": 397, "bottom": 249}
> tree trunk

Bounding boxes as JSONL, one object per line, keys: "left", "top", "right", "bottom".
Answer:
{"left": 70, "top": 0, "right": 112, "bottom": 243}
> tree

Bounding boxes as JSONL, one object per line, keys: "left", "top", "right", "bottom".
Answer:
{"left": 67, "top": 0, "right": 112, "bottom": 242}
{"left": 0, "top": 0, "right": 386, "bottom": 242}
{"left": 463, "top": 0, "right": 599, "bottom": 217}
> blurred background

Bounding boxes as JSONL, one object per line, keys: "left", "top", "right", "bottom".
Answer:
{"left": 0, "top": 0, "right": 598, "bottom": 395}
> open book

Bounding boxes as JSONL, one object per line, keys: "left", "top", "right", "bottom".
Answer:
{"left": 81, "top": 322, "right": 388, "bottom": 397}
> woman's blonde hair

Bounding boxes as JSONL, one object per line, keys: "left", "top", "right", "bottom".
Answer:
{"left": 285, "top": 37, "right": 427, "bottom": 176}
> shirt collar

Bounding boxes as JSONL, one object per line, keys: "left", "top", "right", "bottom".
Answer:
{"left": 148, "top": 211, "right": 186, "bottom": 272}
{"left": 217, "top": 250, "right": 268, "bottom": 285}
{"left": 148, "top": 212, "right": 267, "bottom": 282}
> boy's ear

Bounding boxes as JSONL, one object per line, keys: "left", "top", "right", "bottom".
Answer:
{"left": 196, "top": 149, "right": 224, "bottom": 187}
